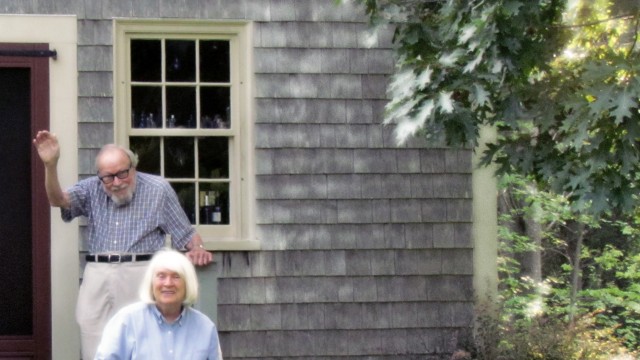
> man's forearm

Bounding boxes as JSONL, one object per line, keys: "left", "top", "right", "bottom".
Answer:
{"left": 44, "top": 163, "right": 70, "bottom": 208}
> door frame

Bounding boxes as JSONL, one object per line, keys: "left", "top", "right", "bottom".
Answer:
{"left": 0, "top": 43, "right": 52, "bottom": 359}
{"left": 0, "top": 15, "right": 80, "bottom": 359}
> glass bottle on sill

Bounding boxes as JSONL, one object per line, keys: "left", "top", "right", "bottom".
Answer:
{"left": 200, "top": 194, "right": 213, "bottom": 225}
{"left": 212, "top": 205, "right": 221, "bottom": 224}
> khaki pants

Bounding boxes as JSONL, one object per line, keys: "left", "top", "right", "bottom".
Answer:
{"left": 76, "top": 261, "right": 148, "bottom": 360}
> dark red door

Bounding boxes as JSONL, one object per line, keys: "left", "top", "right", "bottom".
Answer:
{"left": 0, "top": 43, "right": 52, "bottom": 359}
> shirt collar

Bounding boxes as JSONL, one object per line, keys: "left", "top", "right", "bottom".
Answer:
{"left": 151, "top": 304, "right": 187, "bottom": 326}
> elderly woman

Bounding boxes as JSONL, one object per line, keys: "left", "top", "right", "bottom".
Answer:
{"left": 95, "top": 249, "right": 222, "bottom": 359}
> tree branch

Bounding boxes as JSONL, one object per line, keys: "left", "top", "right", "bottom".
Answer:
{"left": 559, "top": 13, "right": 638, "bottom": 29}
{"left": 627, "top": 14, "right": 639, "bottom": 58}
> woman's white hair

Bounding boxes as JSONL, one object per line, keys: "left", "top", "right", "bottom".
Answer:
{"left": 139, "top": 248, "right": 199, "bottom": 306}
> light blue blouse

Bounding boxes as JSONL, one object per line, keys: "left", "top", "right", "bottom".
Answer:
{"left": 95, "top": 302, "right": 222, "bottom": 360}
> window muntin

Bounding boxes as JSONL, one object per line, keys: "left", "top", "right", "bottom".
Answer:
{"left": 115, "top": 20, "right": 255, "bottom": 248}
{"left": 130, "top": 38, "right": 231, "bottom": 132}
{"left": 128, "top": 37, "right": 232, "bottom": 227}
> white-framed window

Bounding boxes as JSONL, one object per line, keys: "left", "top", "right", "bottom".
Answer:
{"left": 114, "top": 19, "right": 256, "bottom": 250}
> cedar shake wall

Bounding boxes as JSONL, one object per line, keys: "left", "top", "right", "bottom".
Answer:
{"left": 2, "top": 0, "right": 474, "bottom": 358}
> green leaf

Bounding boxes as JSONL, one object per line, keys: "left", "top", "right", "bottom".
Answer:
{"left": 612, "top": 88, "right": 636, "bottom": 124}
{"left": 438, "top": 49, "right": 465, "bottom": 67}
{"left": 438, "top": 91, "right": 454, "bottom": 113}
{"left": 502, "top": 0, "right": 523, "bottom": 16}
{"left": 472, "top": 83, "right": 490, "bottom": 108}
{"left": 588, "top": 87, "right": 614, "bottom": 117}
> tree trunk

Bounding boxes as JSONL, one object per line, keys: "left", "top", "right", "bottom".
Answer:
{"left": 568, "top": 222, "right": 585, "bottom": 324}
{"left": 522, "top": 213, "right": 543, "bottom": 283}
{"left": 498, "top": 184, "right": 543, "bottom": 284}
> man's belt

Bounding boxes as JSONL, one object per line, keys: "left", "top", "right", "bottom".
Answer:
{"left": 85, "top": 254, "right": 153, "bottom": 263}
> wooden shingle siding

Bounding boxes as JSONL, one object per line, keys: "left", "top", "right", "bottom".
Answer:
{"left": 228, "top": 0, "right": 474, "bottom": 356}
{"left": 2, "top": 0, "right": 475, "bottom": 357}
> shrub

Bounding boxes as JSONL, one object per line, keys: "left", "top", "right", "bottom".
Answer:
{"left": 462, "top": 305, "right": 637, "bottom": 360}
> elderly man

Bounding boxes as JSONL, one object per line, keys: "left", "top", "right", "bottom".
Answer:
{"left": 33, "top": 130, "right": 213, "bottom": 360}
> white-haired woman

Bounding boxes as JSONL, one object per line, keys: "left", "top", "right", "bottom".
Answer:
{"left": 95, "top": 249, "right": 222, "bottom": 359}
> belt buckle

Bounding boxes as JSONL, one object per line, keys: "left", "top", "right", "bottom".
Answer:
{"left": 109, "top": 254, "right": 122, "bottom": 263}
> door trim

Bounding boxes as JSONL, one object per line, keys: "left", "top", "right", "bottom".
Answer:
{"left": 0, "top": 43, "right": 52, "bottom": 359}
{"left": 0, "top": 15, "right": 80, "bottom": 359}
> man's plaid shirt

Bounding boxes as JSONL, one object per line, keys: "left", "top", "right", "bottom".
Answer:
{"left": 61, "top": 172, "right": 195, "bottom": 253}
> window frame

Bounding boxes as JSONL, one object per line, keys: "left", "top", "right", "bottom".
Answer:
{"left": 114, "top": 19, "right": 257, "bottom": 250}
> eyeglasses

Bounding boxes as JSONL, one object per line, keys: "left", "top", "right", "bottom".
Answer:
{"left": 98, "top": 167, "right": 131, "bottom": 184}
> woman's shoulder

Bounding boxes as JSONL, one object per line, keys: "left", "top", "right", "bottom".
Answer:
{"left": 113, "top": 302, "right": 152, "bottom": 320}
{"left": 186, "top": 307, "right": 216, "bottom": 327}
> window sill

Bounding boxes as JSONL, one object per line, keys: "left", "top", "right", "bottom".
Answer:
{"left": 202, "top": 239, "right": 260, "bottom": 251}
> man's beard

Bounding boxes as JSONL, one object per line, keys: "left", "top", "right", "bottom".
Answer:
{"left": 110, "top": 183, "right": 135, "bottom": 206}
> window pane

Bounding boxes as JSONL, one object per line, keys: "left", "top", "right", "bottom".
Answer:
{"left": 164, "top": 137, "right": 195, "bottom": 178}
{"left": 131, "top": 39, "right": 161, "bottom": 82}
{"left": 199, "top": 182, "right": 229, "bottom": 225}
{"left": 171, "top": 182, "right": 196, "bottom": 224}
{"left": 166, "top": 40, "right": 195, "bottom": 82}
{"left": 200, "top": 87, "right": 230, "bottom": 129}
{"left": 198, "top": 137, "right": 229, "bottom": 178}
{"left": 200, "top": 40, "right": 230, "bottom": 83}
{"left": 166, "top": 86, "right": 196, "bottom": 128}
{"left": 130, "top": 137, "right": 161, "bottom": 175}
{"left": 124, "top": 30, "right": 242, "bottom": 235}
{"left": 132, "top": 86, "right": 162, "bottom": 128}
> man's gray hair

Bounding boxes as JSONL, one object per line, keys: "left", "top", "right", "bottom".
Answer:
{"left": 95, "top": 144, "right": 139, "bottom": 170}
